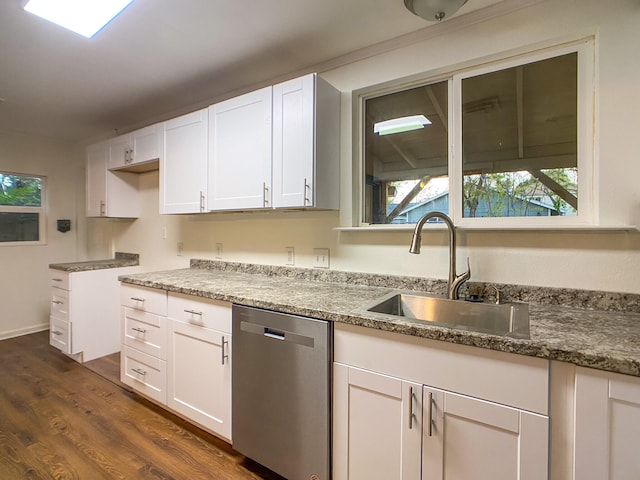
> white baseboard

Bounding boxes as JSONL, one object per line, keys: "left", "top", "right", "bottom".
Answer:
{"left": 0, "top": 324, "right": 49, "bottom": 341}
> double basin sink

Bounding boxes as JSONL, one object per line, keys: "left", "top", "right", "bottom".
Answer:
{"left": 362, "top": 291, "right": 530, "bottom": 338}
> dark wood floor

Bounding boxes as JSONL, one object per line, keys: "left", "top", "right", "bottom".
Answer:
{"left": 0, "top": 331, "right": 284, "bottom": 480}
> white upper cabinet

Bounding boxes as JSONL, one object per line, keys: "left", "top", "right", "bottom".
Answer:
{"left": 108, "top": 134, "right": 132, "bottom": 170}
{"left": 272, "top": 73, "right": 340, "bottom": 209}
{"left": 208, "top": 86, "right": 273, "bottom": 211}
{"left": 108, "top": 124, "right": 163, "bottom": 172}
{"left": 161, "top": 109, "right": 209, "bottom": 214}
{"left": 86, "top": 141, "right": 139, "bottom": 218}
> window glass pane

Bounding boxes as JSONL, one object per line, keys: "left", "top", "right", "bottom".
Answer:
{"left": 364, "top": 80, "right": 449, "bottom": 224}
{"left": 0, "top": 174, "right": 42, "bottom": 207}
{"left": 0, "top": 213, "right": 40, "bottom": 242}
{"left": 461, "top": 53, "right": 578, "bottom": 218}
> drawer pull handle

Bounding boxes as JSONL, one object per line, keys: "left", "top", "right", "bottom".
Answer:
{"left": 131, "top": 327, "right": 147, "bottom": 334}
{"left": 221, "top": 336, "right": 228, "bottom": 365}
{"left": 52, "top": 300, "right": 63, "bottom": 305}
{"left": 51, "top": 330, "right": 63, "bottom": 336}
{"left": 184, "top": 309, "right": 202, "bottom": 316}
{"left": 52, "top": 278, "right": 63, "bottom": 282}
{"left": 130, "top": 297, "right": 146, "bottom": 302}
{"left": 131, "top": 368, "right": 147, "bottom": 376}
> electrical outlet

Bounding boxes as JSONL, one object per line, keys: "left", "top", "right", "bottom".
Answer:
{"left": 177, "top": 242, "right": 183, "bottom": 256}
{"left": 286, "top": 246, "right": 295, "bottom": 265}
{"left": 313, "top": 248, "right": 330, "bottom": 268}
{"left": 162, "top": 226, "right": 167, "bottom": 240}
{"left": 215, "top": 243, "right": 223, "bottom": 259}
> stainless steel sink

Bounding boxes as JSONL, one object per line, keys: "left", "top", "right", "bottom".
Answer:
{"left": 363, "top": 291, "right": 530, "bottom": 338}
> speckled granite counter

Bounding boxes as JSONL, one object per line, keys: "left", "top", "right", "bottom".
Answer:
{"left": 50, "top": 252, "right": 139, "bottom": 272}
{"left": 118, "top": 259, "right": 640, "bottom": 377}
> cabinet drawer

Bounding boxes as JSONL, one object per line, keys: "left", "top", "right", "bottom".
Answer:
{"left": 50, "top": 316, "right": 71, "bottom": 354}
{"left": 122, "top": 307, "right": 167, "bottom": 360}
{"left": 121, "top": 346, "right": 167, "bottom": 404}
{"left": 51, "top": 288, "right": 69, "bottom": 321}
{"left": 121, "top": 284, "right": 167, "bottom": 316}
{"left": 168, "top": 293, "right": 231, "bottom": 333}
{"left": 50, "top": 270, "right": 70, "bottom": 290}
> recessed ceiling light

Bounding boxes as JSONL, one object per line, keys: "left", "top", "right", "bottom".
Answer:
{"left": 24, "top": 0, "right": 135, "bottom": 39}
{"left": 374, "top": 115, "right": 432, "bottom": 136}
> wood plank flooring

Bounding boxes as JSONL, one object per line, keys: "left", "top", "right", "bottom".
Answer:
{"left": 0, "top": 332, "right": 284, "bottom": 480}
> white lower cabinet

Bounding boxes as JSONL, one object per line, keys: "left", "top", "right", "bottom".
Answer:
{"left": 50, "top": 266, "right": 139, "bottom": 362}
{"left": 121, "top": 286, "right": 232, "bottom": 442}
{"left": 120, "top": 284, "right": 168, "bottom": 402}
{"left": 333, "top": 323, "right": 550, "bottom": 480}
{"left": 573, "top": 366, "right": 640, "bottom": 480}
{"left": 422, "top": 386, "right": 548, "bottom": 480}
{"left": 168, "top": 316, "right": 231, "bottom": 441}
{"left": 167, "top": 293, "right": 232, "bottom": 440}
{"left": 333, "top": 364, "right": 421, "bottom": 479}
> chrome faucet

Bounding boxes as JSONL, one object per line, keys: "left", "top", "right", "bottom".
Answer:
{"left": 409, "top": 211, "right": 471, "bottom": 300}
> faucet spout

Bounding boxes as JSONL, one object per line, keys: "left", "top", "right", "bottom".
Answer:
{"left": 409, "top": 211, "right": 470, "bottom": 300}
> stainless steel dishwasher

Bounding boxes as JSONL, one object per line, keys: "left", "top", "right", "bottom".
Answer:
{"left": 232, "top": 304, "right": 331, "bottom": 480}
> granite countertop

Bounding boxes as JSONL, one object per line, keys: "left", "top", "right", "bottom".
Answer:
{"left": 50, "top": 252, "right": 139, "bottom": 272}
{"left": 118, "top": 260, "right": 640, "bottom": 378}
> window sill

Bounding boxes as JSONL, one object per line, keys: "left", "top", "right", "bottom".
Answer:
{"left": 335, "top": 224, "right": 638, "bottom": 232}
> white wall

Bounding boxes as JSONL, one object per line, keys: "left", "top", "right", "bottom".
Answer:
{"left": 99, "top": 0, "right": 639, "bottom": 294}
{"left": 0, "top": 131, "right": 85, "bottom": 338}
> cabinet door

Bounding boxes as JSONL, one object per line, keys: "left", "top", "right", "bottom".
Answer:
{"left": 86, "top": 142, "right": 108, "bottom": 216}
{"left": 130, "top": 124, "right": 162, "bottom": 165}
{"left": 423, "top": 386, "right": 548, "bottom": 480}
{"left": 574, "top": 367, "right": 640, "bottom": 480}
{"left": 168, "top": 320, "right": 231, "bottom": 440}
{"left": 333, "top": 363, "right": 422, "bottom": 480}
{"left": 208, "top": 86, "right": 272, "bottom": 210}
{"left": 87, "top": 141, "right": 139, "bottom": 217}
{"left": 161, "top": 109, "right": 208, "bottom": 214}
{"left": 272, "top": 74, "right": 315, "bottom": 208}
{"left": 108, "top": 134, "right": 132, "bottom": 169}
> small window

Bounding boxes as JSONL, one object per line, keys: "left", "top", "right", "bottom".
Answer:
{"left": 0, "top": 172, "right": 46, "bottom": 245}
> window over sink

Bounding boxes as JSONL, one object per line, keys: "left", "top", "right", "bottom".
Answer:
{"left": 360, "top": 38, "right": 594, "bottom": 228}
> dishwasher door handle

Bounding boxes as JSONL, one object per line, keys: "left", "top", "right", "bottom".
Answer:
{"left": 240, "top": 320, "right": 315, "bottom": 347}
{"left": 264, "top": 328, "right": 285, "bottom": 340}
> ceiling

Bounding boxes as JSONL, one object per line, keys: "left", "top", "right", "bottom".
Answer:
{"left": 0, "top": 0, "right": 503, "bottom": 144}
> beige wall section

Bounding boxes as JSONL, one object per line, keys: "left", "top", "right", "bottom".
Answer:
{"left": 95, "top": 0, "right": 640, "bottom": 294}
{"left": 102, "top": 0, "right": 640, "bottom": 294}
{"left": 0, "top": 131, "right": 85, "bottom": 339}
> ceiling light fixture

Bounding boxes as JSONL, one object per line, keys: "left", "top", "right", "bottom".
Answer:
{"left": 374, "top": 115, "right": 432, "bottom": 136}
{"left": 24, "top": 0, "right": 135, "bottom": 38}
{"left": 404, "top": 0, "right": 468, "bottom": 22}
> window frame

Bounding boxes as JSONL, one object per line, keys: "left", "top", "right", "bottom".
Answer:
{"left": 356, "top": 37, "right": 595, "bottom": 229}
{"left": 0, "top": 172, "right": 47, "bottom": 246}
